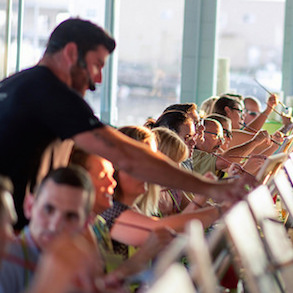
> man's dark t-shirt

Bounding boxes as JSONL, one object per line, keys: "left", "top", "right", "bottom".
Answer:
{"left": 0, "top": 66, "right": 104, "bottom": 229}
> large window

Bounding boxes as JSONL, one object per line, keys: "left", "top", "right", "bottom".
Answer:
{"left": 1, "top": 0, "right": 184, "bottom": 127}
{"left": 2, "top": 0, "right": 286, "bottom": 126}
{"left": 1, "top": 0, "right": 105, "bottom": 74}
{"left": 114, "top": 0, "right": 184, "bottom": 127}
{"left": 0, "top": 0, "right": 105, "bottom": 114}
{"left": 218, "top": 0, "right": 285, "bottom": 109}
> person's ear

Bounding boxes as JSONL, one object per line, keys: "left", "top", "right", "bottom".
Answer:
{"left": 63, "top": 42, "right": 79, "bottom": 66}
{"left": 23, "top": 193, "right": 35, "bottom": 220}
{"left": 224, "top": 106, "right": 232, "bottom": 117}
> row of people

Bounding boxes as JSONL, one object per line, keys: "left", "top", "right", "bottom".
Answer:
{"left": 0, "top": 126, "right": 231, "bottom": 292}
{"left": 0, "top": 18, "right": 250, "bottom": 234}
{"left": 0, "top": 16, "right": 286, "bottom": 293}
{"left": 13, "top": 111, "right": 286, "bottom": 292}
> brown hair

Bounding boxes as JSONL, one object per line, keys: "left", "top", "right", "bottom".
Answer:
{"left": 35, "top": 166, "right": 95, "bottom": 216}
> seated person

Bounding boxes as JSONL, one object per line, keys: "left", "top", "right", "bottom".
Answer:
{"left": 207, "top": 114, "right": 268, "bottom": 175}
{"left": 145, "top": 110, "right": 205, "bottom": 172}
{"left": 150, "top": 127, "right": 211, "bottom": 216}
{"left": 160, "top": 103, "right": 206, "bottom": 170}
{"left": 145, "top": 110, "right": 197, "bottom": 160}
{"left": 212, "top": 94, "right": 281, "bottom": 150}
{"left": 150, "top": 127, "right": 190, "bottom": 216}
{"left": 243, "top": 95, "right": 292, "bottom": 137}
{"left": 100, "top": 126, "right": 230, "bottom": 260}
{"left": 244, "top": 96, "right": 261, "bottom": 124}
{"left": 212, "top": 95, "right": 254, "bottom": 147}
{"left": 0, "top": 166, "right": 102, "bottom": 293}
{"left": 206, "top": 114, "right": 232, "bottom": 152}
{"left": 193, "top": 118, "right": 225, "bottom": 177}
{"left": 162, "top": 103, "right": 199, "bottom": 125}
{"left": 192, "top": 118, "right": 271, "bottom": 177}
{"left": 69, "top": 147, "right": 175, "bottom": 288}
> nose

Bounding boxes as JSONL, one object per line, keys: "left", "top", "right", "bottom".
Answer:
{"left": 218, "top": 137, "right": 224, "bottom": 145}
{"left": 188, "top": 137, "right": 196, "bottom": 148}
{"left": 48, "top": 214, "right": 63, "bottom": 233}
{"left": 94, "top": 69, "right": 102, "bottom": 84}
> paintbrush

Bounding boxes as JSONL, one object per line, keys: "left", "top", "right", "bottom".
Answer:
{"left": 227, "top": 155, "right": 250, "bottom": 159}
{"left": 253, "top": 78, "right": 288, "bottom": 111}
{"left": 239, "top": 122, "right": 282, "bottom": 146}
{"left": 212, "top": 152, "right": 255, "bottom": 177}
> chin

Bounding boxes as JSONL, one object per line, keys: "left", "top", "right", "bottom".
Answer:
{"left": 138, "top": 186, "right": 146, "bottom": 195}
{"left": 39, "top": 233, "right": 56, "bottom": 250}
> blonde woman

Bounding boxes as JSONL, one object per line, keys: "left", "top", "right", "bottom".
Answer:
{"left": 152, "top": 127, "right": 190, "bottom": 216}
{"left": 151, "top": 127, "right": 208, "bottom": 216}
{"left": 134, "top": 127, "right": 189, "bottom": 216}
{"left": 101, "top": 126, "right": 227, "bottom": 255}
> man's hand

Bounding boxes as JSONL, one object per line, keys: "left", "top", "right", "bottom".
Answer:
{"left": 213, "top": 172, "right": 259, "bottom": 203}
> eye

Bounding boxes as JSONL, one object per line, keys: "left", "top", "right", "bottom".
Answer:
{"left": 65, "top": 212, "right": 79, "bottom": 222}
{"left": 43, "top": 204, "right": 54, "bottom": 215}
{"left": 94, "top": 62, "right": 103, "bottom": 72}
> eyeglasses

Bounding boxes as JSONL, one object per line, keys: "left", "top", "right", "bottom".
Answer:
{"left": 245, "top": 110, "right": 259, "bottom": 117}
{"left": 229, "top": 107, "right": 243, "bottom": 114}
{"left": 204, "top": 131, "right": 224, "bottom": 141}
{"left": 223, "top": 128, "right": 233, "bottom": 139}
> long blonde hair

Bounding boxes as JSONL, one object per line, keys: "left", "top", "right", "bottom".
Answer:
{"left": 135, "top": 127, "right": 189, "bottom": 216}
{"left": 117, "top": 126, "right": 160, "bottom": 216}
{"left": 152, "top": 127, "right": 188, "bottom": 163}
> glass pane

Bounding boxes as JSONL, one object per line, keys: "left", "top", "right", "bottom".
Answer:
{"left": 0, "top": 0, "right": 18, "bottom": 80}
{"left": 115, "top": 0, "right": 184, "bottom": 127}
{"left": 2, "top": 0, "right": 105, "bottom": 113}
{"left": 20, "top": 0, "right": 105, "bottom": 70}
{"left": 218, "top": 0, "right": 285, "bottom": 109}
{"left": 0, "top": 0, "right": 7, "bottom": 80}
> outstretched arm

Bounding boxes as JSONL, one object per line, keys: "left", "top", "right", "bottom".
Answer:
{"left": 74, "top": 126, "right": 253, "bottom": 203}
{"left": 219, "top": 130, "right": 271, "bottom": 166}
{"left": 110, "top": 205, "right": 223, "bottom": 247}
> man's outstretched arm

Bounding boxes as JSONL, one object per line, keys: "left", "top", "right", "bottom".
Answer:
{"left": 74, "top": 125, "right": 255, "bottom": 202}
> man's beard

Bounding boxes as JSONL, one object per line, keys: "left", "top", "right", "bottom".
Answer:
{"left": 70, "top": 64, "right": 93, "bottom": 96}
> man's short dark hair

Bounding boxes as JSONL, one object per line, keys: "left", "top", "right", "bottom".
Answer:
{"left": 36, "top": 166, "right": 95, "bottom": 215}
{"left": 45, "top": 18, "right": 116, "bottom": 60}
